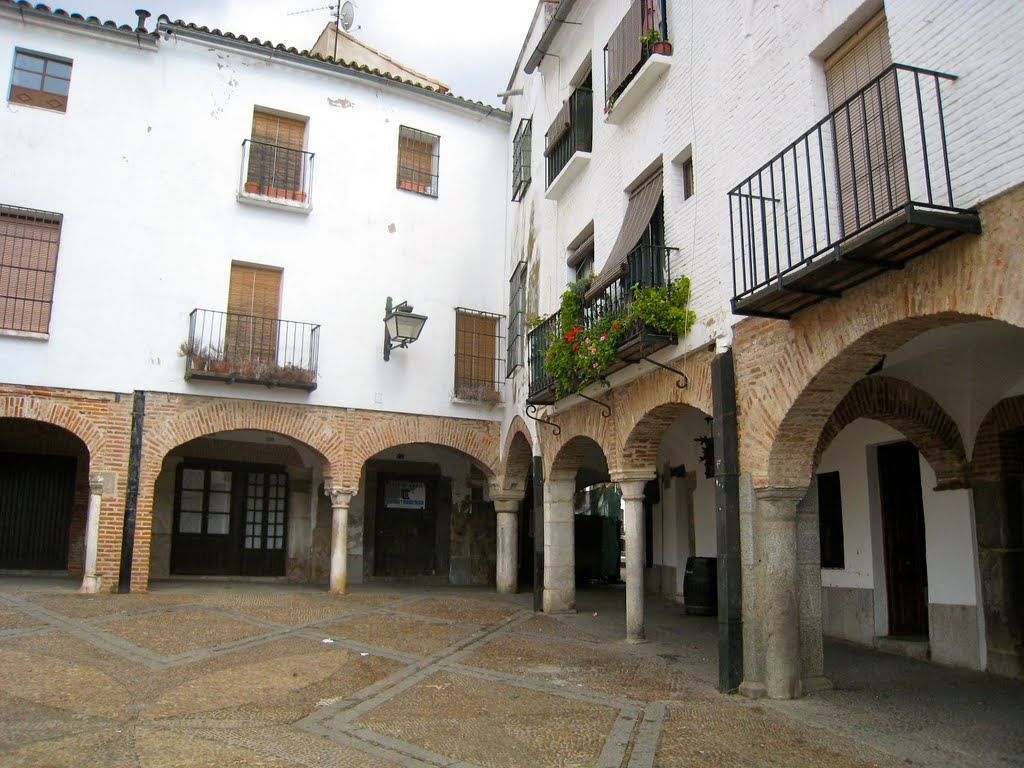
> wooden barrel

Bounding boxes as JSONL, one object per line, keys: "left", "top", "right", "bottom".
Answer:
{"left": 683, "top": 556, "right": 718, "bottom": 616}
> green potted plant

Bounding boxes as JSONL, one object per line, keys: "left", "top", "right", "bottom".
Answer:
{"left": 178, "top": 339, "right": 207, "bottom": 372}
{"left": 640, "top": 27, "right": 672, "bottom": 56}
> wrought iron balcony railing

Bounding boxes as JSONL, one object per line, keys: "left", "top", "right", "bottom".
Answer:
{"left": 545, "top": 87, "right": 593, "bottom": 186}
{"left": 239, "top": 139, "right": 315, "bottom": 205}
{"left": 527, "top": 245, "right": 678, "bottom": 403}
{"left": 183, "top": 308, "right": 320, "bottom": 391}
{"left": 728, "top": 64, "right": 981, "bottom": 318}
{"left": 604, "top": 0, "right": 668, "bottom": 109}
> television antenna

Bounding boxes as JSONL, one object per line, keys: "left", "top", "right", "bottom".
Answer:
{"left": 288, "top": 2, "right": 356, "bottom": 58}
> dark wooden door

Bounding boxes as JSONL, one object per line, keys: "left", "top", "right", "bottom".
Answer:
{"left": 878, "top": 441, "right": 929, "bottom": 636}
{"left": 240, "top": 470, "right": 287, "bottom": 576}
{"left": 374, "top": 475, "right": 437, "bottom": 576}
{"left": 171, "top": 466, "right": 236, "bottom": 575}
{"left": 0, "top": 453, "right": 75, "bottom": 570}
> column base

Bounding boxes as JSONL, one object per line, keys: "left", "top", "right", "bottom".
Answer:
{"left": 79, "top": 576, "right": 102, "bottom": 594}
{"left": 738, "top": 680, "right": 766, "bottom": 699}
{"left": 801, "top": 675, "right": 832, "bottom": 693}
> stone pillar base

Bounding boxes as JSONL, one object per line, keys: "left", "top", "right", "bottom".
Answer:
{"left": 801, "top": 675, "right": 833, "bottom": 693}
{"left": 738, "top": 681, "right": 766, "bottom": 699}
{"left": 79, "top": 575, "right": 102, "bottom": 594}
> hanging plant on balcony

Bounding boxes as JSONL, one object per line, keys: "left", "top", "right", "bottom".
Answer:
{"left": 543, "top": 275, "right": 697, "bottom": 400}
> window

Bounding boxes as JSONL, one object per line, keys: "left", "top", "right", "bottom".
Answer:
{"left": 567, "top": 231, "right": 595, "bottom": 284}
{"left": 817, "top": 471, "right": 845, "bottom": 568}
{"left": 397, "top": 126, "right": 440, "bottom": 197}
{"left": 9, "top": 49, "right": 71, "bottom": 112}
{"left": 244, "top": 110, "right": 309, "bottom": 202}
{"left": 226, "top": 263, "right": 282, "bottom": 367}
{"left": 0, "top": 206, "right": 62, "bottom": 335}
{"left": 178, "top": 467, "right": 233, "bottom": 536}
{"left": 512, "top": 118, "right": 532, "bottom": 202}
{"left": 681, "top": 157, "right": 694, "bottom": 200}
{"left": 455, "top": 308, "right": 503, "bottom": 402}
{"left": 506, "top": 262, "right": 526, "bottom": 376}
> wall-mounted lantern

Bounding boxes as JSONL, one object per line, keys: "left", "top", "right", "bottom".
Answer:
{"left": 383, "top": 296, "right": 427, "bottom": 361}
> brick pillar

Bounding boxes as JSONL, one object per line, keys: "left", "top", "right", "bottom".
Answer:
{"left": 326, "top": 486, "right": 353, "bottom": 595}
{"left": 614, "top": 472, "right": 655, "bottom": 643}
{"left": 492, "top": 492, "right": 523, "bottom": 595}
{"left": 79, "top": 473, "right": 105, "bottom": 594}
{"left": 755, "top": 486, "right": 806, "bottom": 699}
{"left": 544, "top": 473, "right": 576, "bottom": 613}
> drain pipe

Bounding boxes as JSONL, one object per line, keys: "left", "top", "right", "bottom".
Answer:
{"left": 532, "top": 455, "right": 545, "bottom": 612}
{"left": 117, "top": 391, "right": 146, "bottom": 593}
{"left": 712, "top": 349, "right": 742, "bottom": 692}
{"left": 524, "top": 0, "right": 579, "bottom": 74}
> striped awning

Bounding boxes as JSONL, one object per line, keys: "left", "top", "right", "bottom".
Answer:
{"left": 585, "top": 170, "right": 662, "bottom": 300}
{"left": 544, "top": 99, "right": 571, "bottom": 156}
{"left": 566, "top": 233, "right": 595, "bottom": 268}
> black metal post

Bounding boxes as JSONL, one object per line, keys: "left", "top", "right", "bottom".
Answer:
{"left": 117, "top": 390, "right": 145, "bottom": 593}
{"left": 532, "top": 455, "right": 544, "bottom": 612}
{"left": 712, "top": 350, "right": 742, "bottom": 693}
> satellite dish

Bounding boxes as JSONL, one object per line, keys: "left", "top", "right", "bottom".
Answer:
{"left": 339, "top": 1, "right": 355, "bottom": 31}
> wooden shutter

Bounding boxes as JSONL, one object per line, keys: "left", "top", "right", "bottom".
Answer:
{"left": 226, "top": 264, "right": 281, "bottom": 366}
{"left": 247, "top": 111, "right": 306, "bottom": 195}
{"left": 398, "top": 128, "right": 437, "bottom": 194}
{"left": 0, "top": 213, "right": 60, "bottom": 334}
{"left": 455, "top": 312, "right": 497, "bottom": 399}
{"left": 825, "top": 12, "right": 905, "bottom": 234}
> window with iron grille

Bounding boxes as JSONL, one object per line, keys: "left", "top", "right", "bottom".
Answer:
{"left": 9, "top": 49, "right": 72, "bottom": 113}
{"left": 455, "top": 308, "right": 504, "bottom": 403}
{"left": 0, "top": 205, "right": 62, "bottom": 336}
{"left": 244, "top": 110, "right": 311, "bottom": 202}
{"left": 397, "top": 126, "right": 440, "bottom": 197}
{"left": 512, "top": 118, "right": 532, "bottom": 202}
{"left": 506, "top": 262, "right": 526, "bottom": 376}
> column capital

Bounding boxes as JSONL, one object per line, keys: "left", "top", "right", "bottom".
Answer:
{"left": 754, "top": 486, "right": 808, "bottom": 523}
{"left": 89, "top": 473, "right": 106, "bottom": 496}
{"left": 489, "top": 486, "right": 525, "bottom": 505}
{"left": 325, "top": 485, "right": 355, "bottom": 507}
{"left": 612, "top": 471, "right": 655, "bottom": 500}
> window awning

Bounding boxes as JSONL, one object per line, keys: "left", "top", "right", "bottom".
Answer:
{"left": 585, "top": 169, "right": 662, "bottom": 300}
{"left": 566, "top": 233, "right": 595, "bottom": 268}
{"left": 544, "top": 99, "right": 571, "bottom": 156}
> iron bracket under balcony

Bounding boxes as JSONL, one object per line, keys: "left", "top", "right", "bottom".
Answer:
{"left": 729, "top": 64, "right": 981, "bottom": 319}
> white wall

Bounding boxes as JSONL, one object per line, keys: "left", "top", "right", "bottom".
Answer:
{"left": 818, "top": 418, "right": 979, "bottom": 608}
{"left": 0, "top": 16, "right": 509, "bottom": 421}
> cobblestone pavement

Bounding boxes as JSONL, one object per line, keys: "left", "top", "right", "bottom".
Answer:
{"left": 0, "top": 578, "right": 1020, "bottom": 768}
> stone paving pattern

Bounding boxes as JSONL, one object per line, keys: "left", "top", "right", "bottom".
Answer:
{"left": 0, "top": 580, "right": 1021, "bottom": 767}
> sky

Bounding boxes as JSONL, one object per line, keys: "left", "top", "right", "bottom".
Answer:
{"left": 90, "top": 0, "right": 541, "bottom": 105}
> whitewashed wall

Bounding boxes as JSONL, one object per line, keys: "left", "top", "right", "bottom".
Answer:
{"left": 0, "top": 15, "right": 508, "bottom": 421}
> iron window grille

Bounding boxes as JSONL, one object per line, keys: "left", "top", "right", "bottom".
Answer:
{"left": 512, "top": 118, "right": 532, "bottom": 202}
{"left": 397, "top": 126, "right": 440, "bottom": 197}
{"left": 0, "top": 205, "right": 62, "bottom": 335}
{"left": 240, "top": 140, "right": 315, "bottom": 204}
{"left": 455, "top": 308, "right": 505, "bottom": 403}
{"left": 506, "top": 261, "right": 527, "bottom": 377}
{"left": 9, "top": 49, "right": 72, "bottom": 112}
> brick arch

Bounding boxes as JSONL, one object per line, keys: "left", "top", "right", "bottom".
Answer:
{"left": 738, "top": 184, "right": 1024, "bottom": 489}
{"left": 618, "top": 401, "right": 712, "bottom": 473}
{"left": 498, "top": 416, "right": 534, "bottom": 494}
{"left": 970, "top": 395, "right": 1024, "bottom": 481}
{"left": 550, "top": 434, "right": 608, "bottom": 477}
{"left": 0, "top": 396, "right": 105, "bottom": 459}
{"left": 540, "top": 399, "right": 618, "bottom": 478}
{"left": 815, "top": 376, "right": 968, "bottom": 489}
{"left": 345, "top": 415, "right": 500, "bottom": 488}
{"left": 146, "top": 400, "right": 336, "bottom": 472}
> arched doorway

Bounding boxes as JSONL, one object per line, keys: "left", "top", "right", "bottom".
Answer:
{"left": 0, "top": 418, "right": 89, "bottom": 575}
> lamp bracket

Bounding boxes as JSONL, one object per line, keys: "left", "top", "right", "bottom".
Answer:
{"left": 642, "top": 355, "right": 689, "bottom": 389}
{"left": 577, "top": 393, "right": 611, "bottom": 418}
{"left": 525, "top": 404, "right": 561, "bottom": 436}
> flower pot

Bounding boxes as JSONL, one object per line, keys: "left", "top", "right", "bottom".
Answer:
{"left": 208, "top": 359, "right": 230, "bottom": 374}
{"left": 293, "top": 191, "right": 307, "bottom": 203}
{"left": 653, "top": 41, "right": 673, "bottom": 55}
{"left": 244, "top": 181, "right": 260, "bottom": 194}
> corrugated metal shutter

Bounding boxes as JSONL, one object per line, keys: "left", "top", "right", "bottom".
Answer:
{"left": 247, "top": 111, "right": 306, "bottom": 193}
{"left": 0, "top": 212, "right": 61, "bottom": 334}
{"left": 825, "top": 12, "right": 905, "bottom": 233}
{"left": 226, "top": 264, "right": 281, "bottom": 364}
{"left": 586, "top": 170, "right": 663, "bottom": 300}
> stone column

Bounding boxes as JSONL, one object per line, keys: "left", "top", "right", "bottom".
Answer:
{"left": 615, "top": 474, "right": 654, "bottom": 643}
{"left": 79, "top": 473, "right": 105, "bottom": 594}
{"left": 756, "top": 487, "right": 806, "bottom": 699}
{"left": 326, "top": 486, "right": 353, "bottom": 595}
{"left": 544, "top": 473, "right": 576, "bottom": 613}
{"left": 493, "top": 494, "right": 523, "bottom": 594}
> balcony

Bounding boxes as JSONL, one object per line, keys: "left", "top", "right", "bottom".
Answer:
{"left": 729, "top": 64, "right": 981, "bottom": 319}
{"left": 603, "top": 0, "right": 671, "bottom": 123}
{"left": 183, "top": 308, "right": 320, "bottom": 391}
{"left": 237, "top": 139, "right": 315, "bottom": 213}
{"left": 527, "top": 245, "right": 678, "bottom": 404}
{"left": 544, "top": 86, "right": 593, "bottom": 200}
